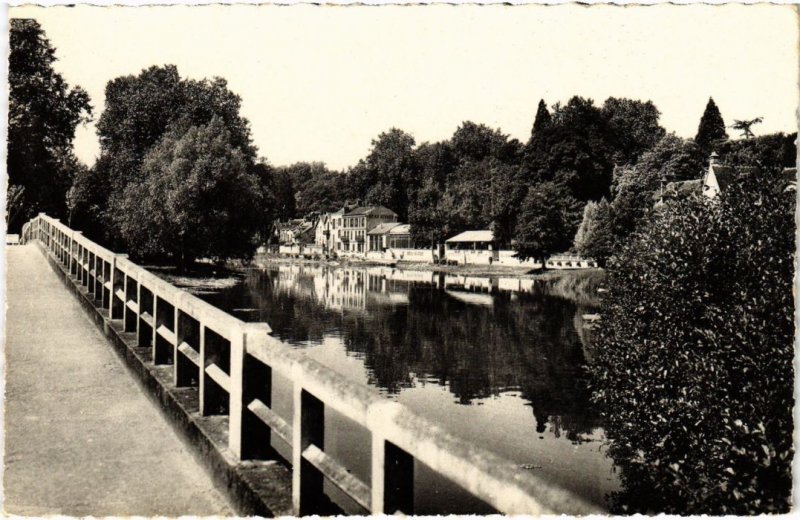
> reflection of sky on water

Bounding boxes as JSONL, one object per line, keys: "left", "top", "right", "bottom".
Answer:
{"left": 199, "top": 262, "right": 618, "bottom": 509}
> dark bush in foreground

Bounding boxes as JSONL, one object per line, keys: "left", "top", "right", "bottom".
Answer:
{"left": 591, "top": 171, "right": 795, "bottom": 514}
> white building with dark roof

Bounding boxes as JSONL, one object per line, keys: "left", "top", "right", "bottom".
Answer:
{"left": 342, "top": 205, "right": 398, "bottom": 253}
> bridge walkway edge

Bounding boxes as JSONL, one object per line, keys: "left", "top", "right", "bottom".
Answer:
{"left": 5, "top": 243, "right": 293, "bottom": 517}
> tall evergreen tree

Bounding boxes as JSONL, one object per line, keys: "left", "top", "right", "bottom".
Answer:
{"left": 695, "top": 97, "right": 728, "bottom": 153}
{"left": 531, "top": 99, "right": 552, "bottom": 139}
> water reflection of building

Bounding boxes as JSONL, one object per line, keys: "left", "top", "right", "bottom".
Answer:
{"left": 245, "top": 263, "right": 606, "bottom": 442}
{"left": 280, "top": 265, "right": 416, "bottom": 313}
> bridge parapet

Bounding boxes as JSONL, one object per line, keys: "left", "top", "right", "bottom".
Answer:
{"left": 21, "top": 214, "right": 602, "bottom": 516}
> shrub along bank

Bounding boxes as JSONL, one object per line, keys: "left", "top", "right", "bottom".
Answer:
{"left": 590, "top": 170, "right": 794, "bottom": 514}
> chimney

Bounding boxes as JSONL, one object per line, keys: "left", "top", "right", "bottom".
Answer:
{"left": 709, "top": 151, "right": 719, "bottom": 166}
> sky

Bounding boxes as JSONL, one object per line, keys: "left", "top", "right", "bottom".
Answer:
{"left": 9, "top": 4, "right": 799, "bottom": 170}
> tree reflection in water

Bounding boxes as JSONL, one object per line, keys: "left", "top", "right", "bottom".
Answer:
{"left": 203, "top": 264, "right": 604, "bottom": 444}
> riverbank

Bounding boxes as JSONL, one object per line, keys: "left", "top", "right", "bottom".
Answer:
{"left": 252, "top": 253, "right": 602, "bottom": 280}
{"left": 151, "top": 255, "right": 606, "bottom": 303}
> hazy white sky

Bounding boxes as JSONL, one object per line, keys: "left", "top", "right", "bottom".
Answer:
{"left": 9, "top": 4, "right": 799, "bottom": 170}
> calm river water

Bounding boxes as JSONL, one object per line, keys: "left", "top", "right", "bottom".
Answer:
{"left": 196, "top": 262, "right": 619, "bottom": 513}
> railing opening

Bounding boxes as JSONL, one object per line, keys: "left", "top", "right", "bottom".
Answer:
{"left": 176, "top": 312, "right": 200, "bottom": 388}
{"left": 124, "top": 277, "right": 138, "bottom": 333}
{"left": 202, "top": 327, "right": 230, "bottom": 416}
{"left": 154, "top": 297, "right": 175, "bottom": 365}
{"left": 138, "top": 287, "right": 154, "bottom": 350}
{"left": 241, "top": 354, "right": 274, "bottom": 460}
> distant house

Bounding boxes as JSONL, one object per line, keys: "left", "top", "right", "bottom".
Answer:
{"left": 655, "top": 179, "right": 703, "bottom": 204}
{"left": 387, "top": 224, "right": 412, "bottom": 249}
{"left": 654, "top": 152, "right": 798, "bottom": 205}
{"left": 445, "top": 230, "right": 496, "bottom": 251}
{"left": 314, "top": 213, "right": 330, "bottom": 251}
{"left": 366, "top": 222, "right": 402, "bottom": 252}
{"left": 444, "top": 230, "right": 498, "bottom": 265}
{"left": 327, "top": 201, "right": 360, "bottom": 253}
{"left": 654, "top": 153, "right": 740, "bottom": 204}
{"left": 342, "top": 205, "right": 398, "bottom": 254}
{"left": 275, "top": 217, "right": 316, "bottom": 245}
{"left": 701, "top": 152, "right": 735, "bottom": 199}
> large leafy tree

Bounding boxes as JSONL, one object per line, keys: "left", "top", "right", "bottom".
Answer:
{"left": 97, "top": 65, "right": 254, "bottom": 170}
{"left": 347, "top": 128, "right": 418, "bottom": 220}
{"left": 450, "top": 121, "right": 521, "bottom": 167}
{"left": 65, "top": 158, "right": 110, "bottom": 238}
{"left": 592, "top": 172, "right": 794, "bottom": 514}
{"left": 415, "top": 141, "right": 457, "bottom": 189}
{"left": 8, "top": 19, "right": 92, "bottom": 231}
{"left": 514, "top": 181, "right": 582, "bottom": 266}
{"left": 695, "top": 97, "right": 729, "bottom": 153}
{"left": 408, "top": 178, "right": 450, "bottom": 248}
{"left": 601, "top": 97, "right": 666, "bottom": 166}
{"left": 574, "top": 198, "right": 615, "bottom": 266}
{"left": 114, "top": 117, "right": 264, "bottom": 268}
{"left": 94, "top": 65, "right": 258, "bottom": 246}
{"left": 254, "top": 161, "right": 294, "bottom": 223}
{"left": 285, "top": 162, "right": 351, "bottom": 216}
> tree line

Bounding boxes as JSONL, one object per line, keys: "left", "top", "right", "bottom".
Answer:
{"left": 8, "top": 19, "right": 796, "bottom": 270}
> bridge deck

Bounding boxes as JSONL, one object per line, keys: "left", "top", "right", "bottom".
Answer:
{"left": 4, "top": 244, "right": 234, "bottom": 516}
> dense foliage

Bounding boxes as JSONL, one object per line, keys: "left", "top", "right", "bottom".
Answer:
{"left": 591, "top": 171, "right": 795, "bottom": 514}
{"left": 717, "top": 132, "right": 797, "bottom": 172}
{"left": 8, "top": 19, "right": 92, "bottom": 232}
{"left": 113, "top": 118, "right": 265, "bottom": 268}
{"left": 514, "top": 182, "right": 581, "bottom": 264}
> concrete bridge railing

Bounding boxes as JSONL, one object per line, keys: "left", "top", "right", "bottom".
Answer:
{"left": 21, "top": 213, "right": 602, "bottom": 516}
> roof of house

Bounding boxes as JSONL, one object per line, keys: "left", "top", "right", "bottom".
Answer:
{"left": 367, "top": 222, "right": 402, "bottom": 235}
{"left": 446, "top": 230, "right": 494, "bottom": 243}
{"left": 389, "top": 224, "right": 411, "bottom": 235}
{"left": 297, "top": 221, "right": 314, "bottom": 233}
{"left": 653, "top": 179, "right": 703, "bottom": 201}
{"left": 705, "top": 164, "right": 736, "bottom": 191}
{"left": 344, "top": 205, "right": 398, "bottom": 218}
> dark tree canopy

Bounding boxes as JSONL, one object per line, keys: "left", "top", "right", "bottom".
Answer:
{"left": 8, "top": 18, "right": 92, "bottom": 231}
{"left": 610, "top": 134, "right": 704, "bottom": 237}
{"left": 695, "top": 97, "right": 729, "bottom": 152}
{"left": 524, "top": 97, "right": 614, "bottom": 202}
{"left": 409, "top": 178, "right": 450, "bottom": 248}
{"left": 277, "top": 162, "right": 351, "bottom": 216}
{"left": 415, "top": 141, "right": 457, "bottom": 189}
{"left": 347, "top": 128, "right": 419, "bottom": 221}
{"left": 450, "top": 121, "right": 521, "bottom": 167}
{"left": 601, "top": 97, "right": 666, "bottom": 166}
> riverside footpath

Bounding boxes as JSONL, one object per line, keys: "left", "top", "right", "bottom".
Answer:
{"left": 4, "top": 244, "right": 233, "bottom": 516}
